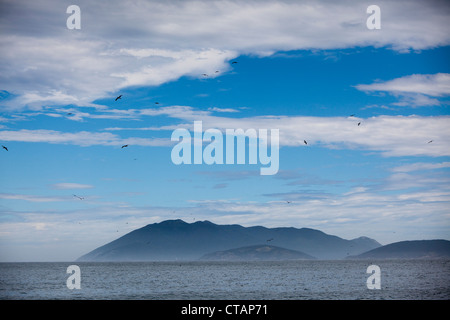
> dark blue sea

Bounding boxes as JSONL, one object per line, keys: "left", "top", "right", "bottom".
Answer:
{"left": 0, "top": 260, "right": 449, "bottom": 300}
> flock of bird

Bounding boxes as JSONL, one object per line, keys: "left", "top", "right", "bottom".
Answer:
{"left": 0, "top": 58, "right": 436, "bottom": 234}
{"left": 1, "top": 56, "right": 437, "bottom": 162}
{"left": 1, "top": 60, "right": 436, "bottom": 156}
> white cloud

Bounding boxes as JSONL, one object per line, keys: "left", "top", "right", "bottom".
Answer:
{"left": 0, "top": 129, "right": 172, "bottom": 147}
{"left": 32, "top": 222, "right": 47, "bottom": 231}
{"left": 1, "top": 0, "right": 450, "bottom": 110}
{"left": 112, "top": 48, "right": 235, "bottom": 88}
{"left": 51, "top": 183, "right": 94, "bottom": 190}
{"left": 208, "top": 107, "right": 240, "bottom": 113}
{"left": 163, "top": 187, "right": 450, "bottom": 243}
{"left": 0, "top": 36, "right": 119, "bottom": 111}
{"left": 390, "top": 94, "right": 441, "bottom": 107}
{"left": 356, "top": 73, "right": 450, "bottom": 97}
{"left": 355, "top": 73, "right": 450, "bottom": 107}
{"left": 383, "top": 172, "right": 450, "bottom": 191}
{"left": 2, "top": 106, "right": 449, "bottom": 157}
{"left": 392, "top": 161, "right": 450, "bottom": 172}
{"left": 0, "top": 193, "right": 66, "bottom": 203}
{"left": 162, "top": 107, "right": 450, "bottom": 157}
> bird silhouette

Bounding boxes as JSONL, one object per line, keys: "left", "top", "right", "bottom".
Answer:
{"left": 286, "top": 201, "right": 291, "bottom": 204}
{"left": 231, "top": 61, "right": 238, "bottom": 64}
{"left": 266, "top": 238, "right": 274, "bottom": 242}
{"left": 155, "top": 102, "right": 160, "bottom": 104}
{"left": 73, "top": 194, "right": 84, "bottom": 200}
{"left": 115, "top": 95, "right": 122, "bottom": 101}
{"left": 428, "top": 140, "right": 433, "bottom": 143}
{"left": 121, "top": 144, "right": 128, "bottom": 148}
{"left": 350, "top": 114, "right": 355, "bottom": 117}
{"left": 357, "top": 122, "right": 361, "bottom": 126}
{"left": 2, "top": 145, "right": 8, "bottom": 151}
{"left": 304, "top": 140, "right": 307, "bottom": 145}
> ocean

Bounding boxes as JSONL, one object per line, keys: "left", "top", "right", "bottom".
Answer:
{"left": 0, "top": 260, "right": 449, "bottom": 300}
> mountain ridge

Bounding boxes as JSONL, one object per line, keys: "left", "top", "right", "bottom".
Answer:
{"left": 347, "top": 239, "right": 450, "bottom": 259}
{"left": 77, "top": 219, "right": 381, "bottom": 261}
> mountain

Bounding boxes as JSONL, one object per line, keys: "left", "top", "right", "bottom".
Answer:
{"left": 200, "top": 245, "right": 316, "bottom": 261}
{"left": 77, "top": 219, "right": 381, "bottom": 261}
{"left": 348, "top": 240, "right": 450, "bottom": 259}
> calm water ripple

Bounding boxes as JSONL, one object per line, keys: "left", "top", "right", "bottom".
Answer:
{"left": 0, "top": 260, "right": 449, "bottom": 300}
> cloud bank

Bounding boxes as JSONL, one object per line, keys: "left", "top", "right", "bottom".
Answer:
{"left": 356, "top": 73, "right": 450, "bottom": 107}
{"left": 1, "top": 0, "right": 450, "bottom": 110}
{"left": 1, "top": 109, "right": 449, "bottom": 158}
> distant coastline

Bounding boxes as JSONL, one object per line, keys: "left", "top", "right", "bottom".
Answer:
{"left": 347, "top": 239, "right": 450, "bottom": 260}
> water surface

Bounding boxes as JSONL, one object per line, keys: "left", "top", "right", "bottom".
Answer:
{"left": 1, "top": 260, "right": 449, "bottom": 300}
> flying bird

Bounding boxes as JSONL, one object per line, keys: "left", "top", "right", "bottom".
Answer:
{"left": 350, "top": 114, "right": 355, "bottom": 117}
{"left": 115, "top": 95, "right": 122, "bottom": 101}
{"left": 73, "top": 194, "right": 84, "bottom": 200}
{"left": 266, "top": 238, "right": 274, "bottom": 242}
{"left": 428, "top": 140, "right": 433, "bottom": 143}
{"left": 303, "top": 140, "right": 307, "bottom": 145}
{"left": 121, "top": 144, "right": 128, "bottom": 148}
{"left": 286, "top": 201, "right": 291, "bottom": 204}
{"left": 357, "top": 122, "right": 361, "bottom": 126}
{"left": 2, "top": 145, "right": 8, "bottom": 151}
{"left": 215, "top": 71, "right": 219, "bottom": 73}
{"left": 155, "top": 102, "right": 159, "bottom": 104}
{"left": 67, "top": 113, "right": 73, "bottom": 116}
{"left": 231, "top": 61, "right": 238, "bottom": 64}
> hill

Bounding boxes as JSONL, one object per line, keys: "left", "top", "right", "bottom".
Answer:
{"left": 200, "top": 244, "right": 316, "bottom": 261}
{"left": 348, "top": 240, "right": 450, "bottom": 259}
{"left": 77, "top": 219, "right": 381, "bottom": 261}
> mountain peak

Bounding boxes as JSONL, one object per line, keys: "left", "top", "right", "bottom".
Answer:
{"left": 159, "top": 219, "right": 187, "bottom": 225}
{"left": 193, "top": 220, "right": 216, "bottom": 225}
{"left": 351, "top": 236, "right": 382, "bottom": 247}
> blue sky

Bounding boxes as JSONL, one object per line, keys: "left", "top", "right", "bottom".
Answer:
{"left": 1, "top": 0, "right": 450, "bottom": 261}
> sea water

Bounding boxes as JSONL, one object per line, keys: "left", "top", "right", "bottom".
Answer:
{"left": 0, "top": 260, "right": 449, "bottom": 300}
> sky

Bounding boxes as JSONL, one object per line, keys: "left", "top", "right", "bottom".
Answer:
{"left": 0, "top": 0, "right": 450, "bottom": 261}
